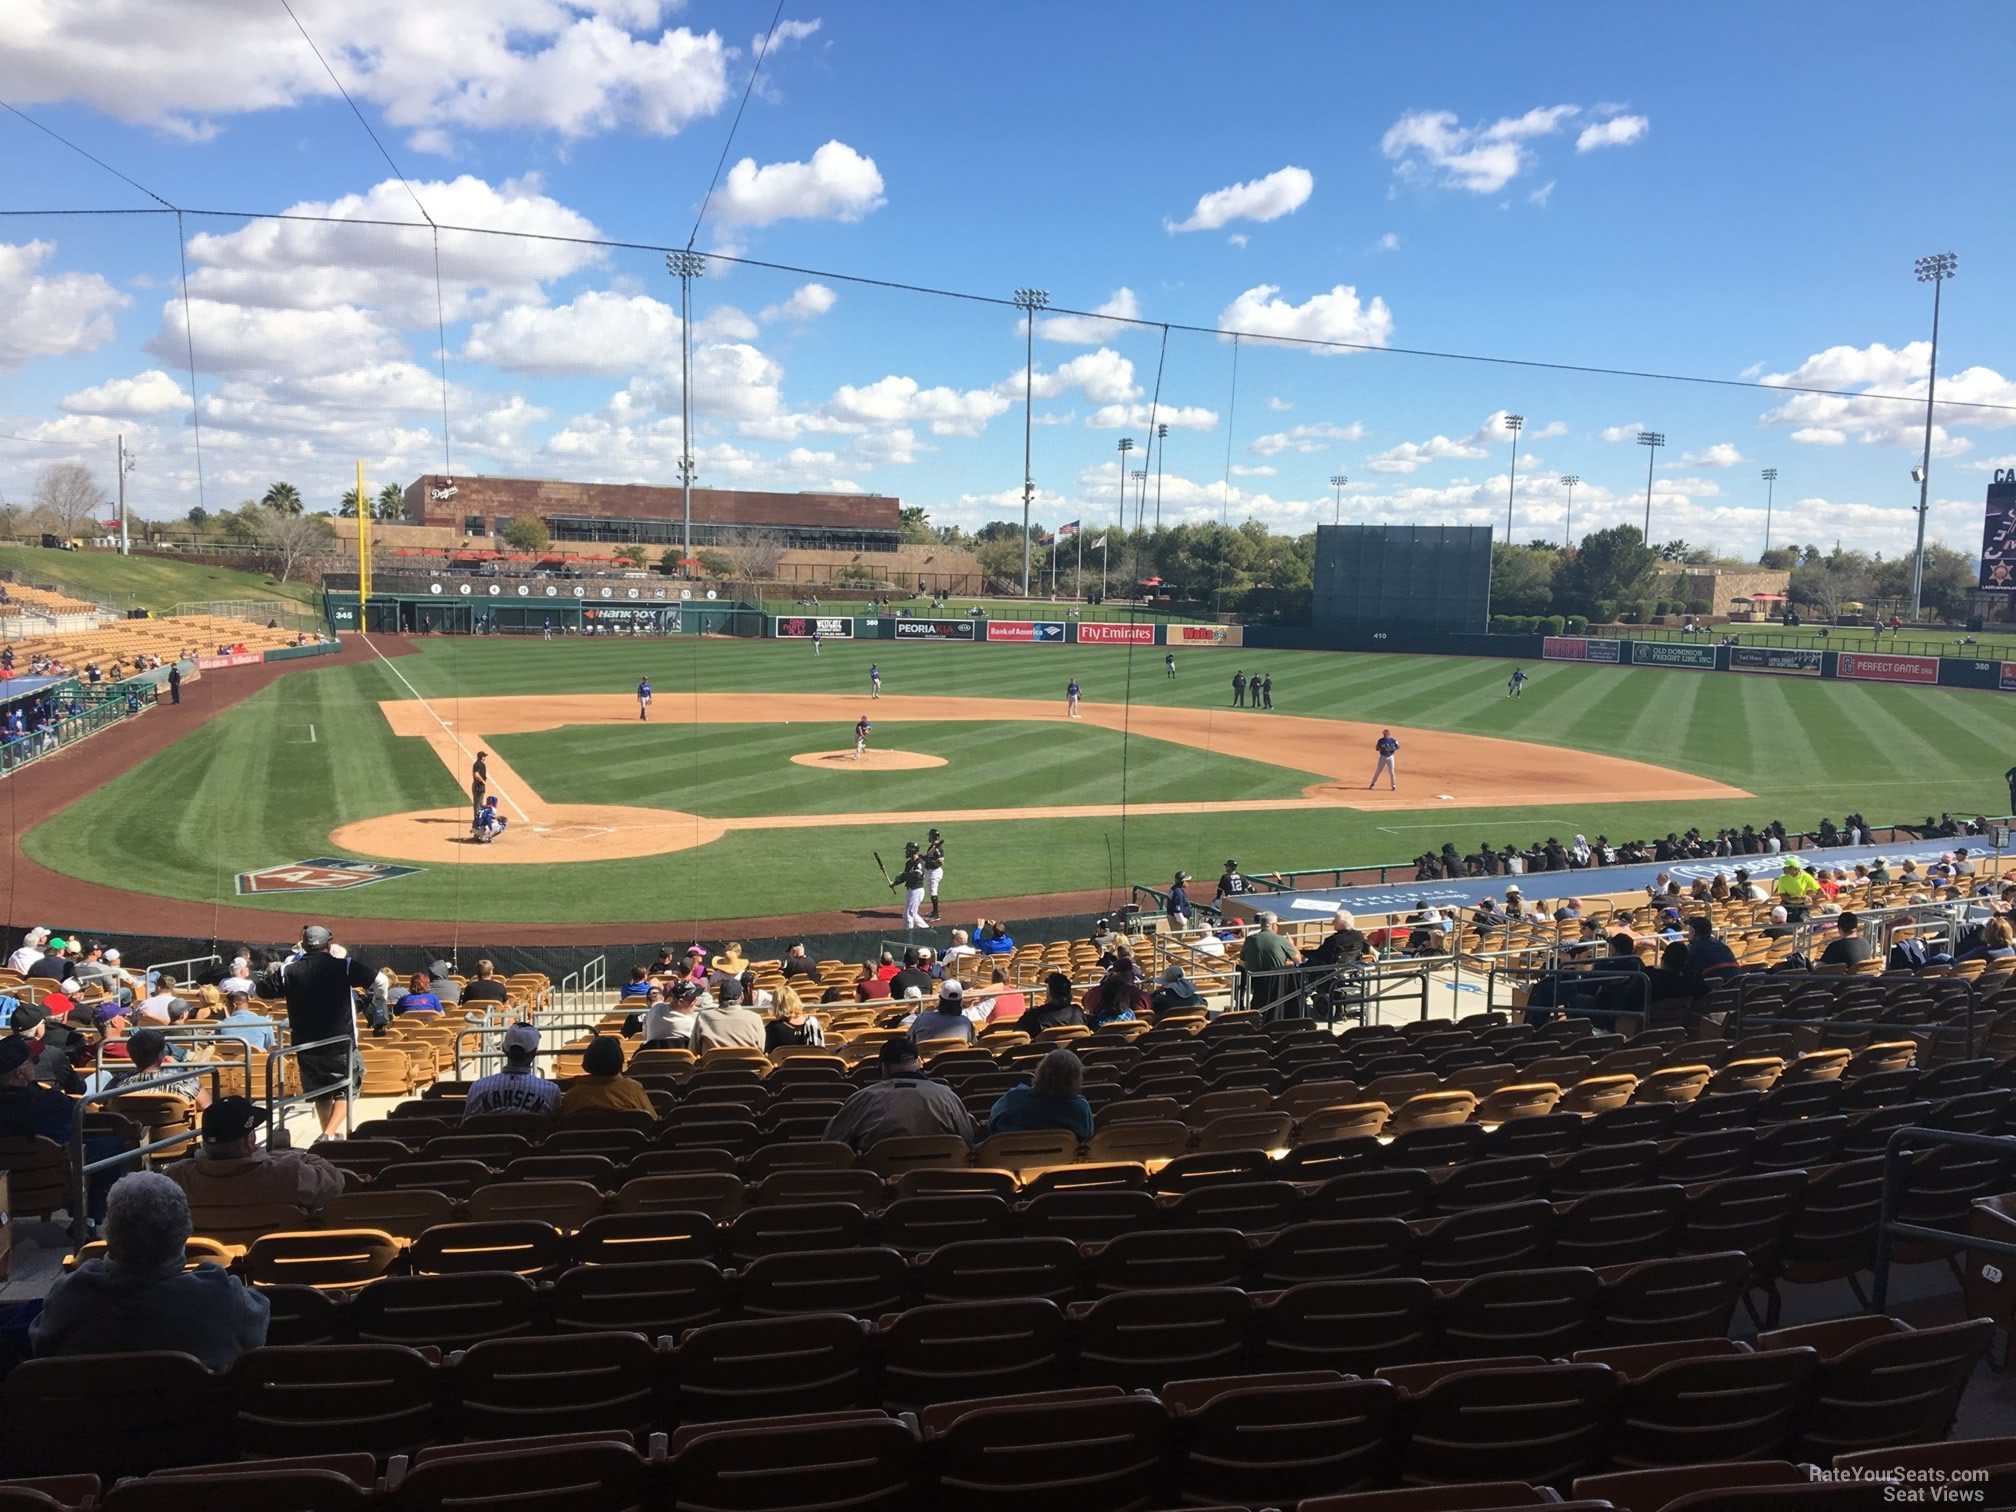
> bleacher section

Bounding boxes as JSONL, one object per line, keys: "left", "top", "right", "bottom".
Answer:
{"left": 0, "top": 614, "right": 314, "bottom": 676}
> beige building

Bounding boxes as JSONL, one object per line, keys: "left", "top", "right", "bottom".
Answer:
{"left": 1661, "top": 567, "right": 1792, "bottom": 615}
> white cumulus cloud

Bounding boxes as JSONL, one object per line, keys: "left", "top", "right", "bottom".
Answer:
{"left": 1792, "top": 427, "right": 1849, "bottom": 446}
{"left": 714, "top": 140, "right": 885, "bottom": 225}
{"left": 0, "top": 241, "right": 128, "bottom": 368}
{"left": 759, "top": 283, "right": 837, "bottom": 322}
{"left": 1576, "top": 114, "right": 1649, "bottom": 151}
{"left": 1382, "top": 103, "right": 1646, "bottom": 193}
{"left": 1033, "top": 288, "right": 1141, "bottom": 345}
{"left": 1248, "top": 421, "right": 1366, "bottom": 457}
{"left": 1678, "top": 442, "right": 1743, "bottom": 467}
{"left": 1600, "top": 421, "right": 1646, "bottom": 442}
{"left": 827, "top": 375, "right": 1009, "bottom": 437}
{"left": 60, "top": 369, "right": 189, "bottom": 415}
{"left": 1165, "top": 165, "right": 1314, "bottom": 233}
{"left": 1086, "top": 403, "right": 1219, "bottom": 432}
{"left": 1218, "top": 283, "right": 1394, "bottom": 353}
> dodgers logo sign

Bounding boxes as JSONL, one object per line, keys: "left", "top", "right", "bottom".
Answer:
{"left": 236, "top": 858, "right": 423, "bottom": 895}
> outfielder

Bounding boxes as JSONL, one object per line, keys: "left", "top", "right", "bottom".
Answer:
{"left": 1165, "top": 651, "right": 1176, "bottom": 679}
{"left": 1368, "top": 729, "right": 1400, "bottom": 790}
{"left": 853, "top": 714, "right": 872, "bottom": 760}
{"left": 870, "top": 662, "right": 881, "bottom": 699}
{"left": 923, "top": 827, "right": 946, "bottom": 919}
{"left": 1066, "top": 677, "right": 1081, "bottom": 719}
{"left": 898, "top": 841, "right": 929, "bottom": 928}
{"left": 1508, "top": 668, "right": 1528, "bottom": 699}
{"left": 637, "top": 676, "right": 653, "bottom": 720}
{"left": 813, "top": 629, "right": 823, "bottom": 656}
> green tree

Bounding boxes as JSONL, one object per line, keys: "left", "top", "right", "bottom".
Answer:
{"left": 1490, "top": 542, "right": 1560, "bottom": 616}
{"left": 612, "top": 544, "right": 648, "bottom": 568}
{"left": 186, "top": 506, "right": 208, "bottom": 531}
{"left": 501, "top": 517, "right": 551, "bottom": 554}
{"left": 262, "top": 481, "right": 303, "bottom": 516}
{"left": 1657, "top": 539, "right": 1692, "bottom": 562}
{"left": 897, "top": 505, "right": 936, "bottom": 544}
{"left": 336, "top": 488, "right": 361, "bottom": 519}
{"left": 1554, "top": 524, "right": 1658, "bottom": 613}
{"left": 375, "top": 483, "right": 405, "bottom": 521}
{"left": 1759, "top": 546, "right": 1799, "bottom": 571}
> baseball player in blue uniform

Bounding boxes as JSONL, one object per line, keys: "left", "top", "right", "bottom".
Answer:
{"left": 1508, "top": 668, "right": 1528, "bottom": 699}
{"left": 854, "top": 714, "right": 872, "bottom": 760}
{"left": 813, "top": 629, "right": 823, "bottom": 656}
{"left": 1066, "top": 677, "right": 1082, "bottom": 718}
{"left": 472, "top": 796, "right": 509, "bottom": 843}
{"left": 1165, "top": 651, "right": 1176, "bottom": 679}
{"left": 637, "top": 676, "right": 652, "bottom": 720}
{"left": 1369, "top": 729, "right": 1399, "bottom": 790}
{"left": 870, "top": 663, "right": 881, "bottom": 699}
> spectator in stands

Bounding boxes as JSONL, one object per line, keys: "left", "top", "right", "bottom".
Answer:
{"left": 1018, "top": 972, "right": 1087, "bottom": 1035}
{"left": 988, "top": 1048, "right": 1094, "bottom": 1139}
{"left": 560, "top": 1036, "right": 655, "bottom": 1118}
{"left": 133, "top": 973, "right": 182, "bottom": 1024}
{"left": 975, "top": 920, "right": 1016, "bottom": 955}
{"left": 619, "top": 965, "right": 654, "bottom": 1001}
{"left": 73, "top": 942, "right": 133, "bottom": 1005}
{"left": 909, "top": 981, "right": 977, "bottom": 1045}
{"left": 1819, "top": 911, "right": 1874, "bottom": 967}
{"left": 26, "top": 937, "right": 79, "bottom": 991}
{"left": 463, "top": 1023, "right": 560, "bottom": 1120}
{"left": 214, "top": 991, "right": 276, "bottom": 1051}
{"left": 425, "top": 961, "right": 462, "bottom": 1007}
{"left": 1761, "top": 905, "right": 1798, "bottom": 940}
{"left": 690, "top": 977, "right": 766, "bottom": 1054}
{"left": 856, "top": 962, "right": 892, "bottom": 1001}
{"left": 1081, "top": 964, "right": 1147, "bottom": 1026}
{"left": 873, "top": 952, "right": 900, "bottom": 984}
{"left": 1151, "top": 964, "right": 1202, "bottom": 1013}
{"left": 642, "top": 983, "right": 698, "bottom": 1048}
{"left": 1775, "top": 858, "right": 1821, "bottom": 913}
{"left": 1190, "top": 928, "right": 1228, "bottom": 959}
{"left": 942, "top": 929, "right": 979, "bottom": 968}
{"left": 393, "top": 972, "right": 443, "bottom": 1017}
{"left": 764, "top": 985, "right": 824, "bottom": 1050}
{"left": 780, "top": 943, "right": 818, "bottom": 981}
{"left": 891, "top": 949, "right": 935, "bottom": 1000}
{"left": 260, "top": 926, "right": 374, "bottom": 1139}
{"left": 34, "top": 1172, "right": 269, "bottom": 1368}
{"left": 461, "top": 960, "right": 511, "bottom": 1006}
{"left": 1683, "top": 916, "right": 1741, "bottom": 988}
{"left": 163, "top": 1097, "right": 343, "bottom": 1213}
{"left": 1538, "top": 932, "right": 1648, "bottom": 1027}
{"left": 93, "top": 1028, "right": 208, "bottom": 1106}
{"left": 7, "top": 1002, "right": 80, "bottom": 1093}
{"left": 217, "top": 951, "right": 256, "bottom": 999}
{"left": 979, "top": 967, "right": 1026, "bottom": 1023}
{"left": 823, "top": 1037, "right": 975, "bottom": 1150}
{"left": 1960, "top": 916, "right": 2016, "bottom": 963}
{"left": 6, "top": 928, "right": 48, "bottom": 975}
{"left": 1238, "top": 911, "right": 1302, "bottom": 1017}
{"left": 1308, "top": 910, "right": 1370, "bottom": 969}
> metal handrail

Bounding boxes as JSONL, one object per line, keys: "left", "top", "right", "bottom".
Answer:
{"left": 265, "top": 1033, "right": 358, "bottom": 1142}
{"left": 69, "top": 1063, "right": 228, "bottom": 1244}
{"left": 1871, "top": 1125, "right": 2016, "bottom": 1311}
{"left": 144, "top": 952, "right": 221, "bottom": 985}
{"left": 451, "top": 1018, "right": 621, "bottom": 1079}
{"left": 93, "top": 1028, "right": 254, "bottom": 1084}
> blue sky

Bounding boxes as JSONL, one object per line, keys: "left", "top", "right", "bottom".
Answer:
{"left": 1, "top": 0, "right": 2012, "bottom": 555}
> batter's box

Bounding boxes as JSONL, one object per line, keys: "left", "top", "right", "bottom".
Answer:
{"left": 237, "top": 857, "right": 424, "bottom": 894}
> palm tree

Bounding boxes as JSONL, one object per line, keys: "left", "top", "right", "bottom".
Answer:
{"left": 262, "top": 481, "right": 303, "bottom": 515}
{"left": 375, "top": 482, "right": 405, "bottom": 522}
{"left": 337, "top": 488, "right": 362, "bottom": 518}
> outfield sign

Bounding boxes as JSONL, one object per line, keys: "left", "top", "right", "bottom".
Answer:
{"left": 892, "top": 618, "right": 977, "bottom": 641}
{"left": 1076, "top": 622, "right": 1155, "bottom": 645}
{"left": 1171, "top": 623, "right": 1239, "bottom": 645}
{"left": 774, "top": 616, "right": 853, "bottom": 639}
{"left": 196, "top": 652, "right": 262, "bottom": 670}
{"left": 236, "top": 858, "right": 422, "bottom": 895}
{"left": 986, "top": 620, "right": 1065, "bottom": 643}
{"left": 1731, "top": 646, "right": 1823, "bottom": 677}
{"left": 1630, "top": 640, "right": 1718, "bottom": 670}
{"left": 1541, "top": 636, "right": 1621, "bottom": 663}
{"left": 1837, "top": 651, "right": 1939, "bottom": 685}
{"left": 1998, "top": 663, "right": 2016, "bottom": 692}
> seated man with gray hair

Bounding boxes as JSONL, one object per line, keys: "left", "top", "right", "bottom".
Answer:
{"left": 31, "top": 1170, "right": 269, "bottom": 1369}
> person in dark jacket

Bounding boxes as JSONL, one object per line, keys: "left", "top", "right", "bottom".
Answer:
{"left": 257, "top": 926, "right": 373, "bottom": 1137}
{"left": 1017, "top": 972, "right": 1087, "bottom": 1035}
{"left": 987, "top": 1049, "right": 1093, "bottom": 1140}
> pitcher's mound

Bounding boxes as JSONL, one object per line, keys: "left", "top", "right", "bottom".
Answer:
{"left": 791, "top": 749, "right": 946, "bottom": 771}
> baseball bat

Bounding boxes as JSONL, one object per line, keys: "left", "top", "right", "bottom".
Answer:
{"left": 872, "top": 850, "right": 896, "bottom": 892}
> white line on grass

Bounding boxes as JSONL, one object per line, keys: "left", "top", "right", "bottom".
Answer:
{"left": 361, "top": 636, "right": 530, "bottom": 822}
{"left": 308, "top": 724, "right": 316, "bottom": 745}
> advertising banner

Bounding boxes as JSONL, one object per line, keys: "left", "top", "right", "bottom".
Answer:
{"left": 1980, "top": 478, "right": 2016, "bottom": 591}
{"left": 195, "top": 652, "right": 263, "bottom": 670}
{"left": 1542, "top": 636, "right": 1622, "bottom": 663}
{"left": 1171, "top": 622, "right": 1241, "bottom": 646}
{"left": 1630, "top": 640, "right": 1718, "bottom": 670}
{"left": 985, "top": 620, "right": 1066, "bottom": 643}
{"left": 1076, "top": 622, "right": 1156, "bottom": 645}
{"left": 773, "top": 616, "right": 854, "bottom": 639}
{"left": 892, "top": 618, "right": 978, "bottom": 641}
{"left": 1730, "top": 646, "right": 1823, "bottom": 676}
{"left": 1999, "top": 662, "right": 2016, "bottom": 692}
{"left": 583, "top": 606, "right": 679, "bottom": 631}
{"left": 1837, "top": 651, "right": 1939, "bottom": 685}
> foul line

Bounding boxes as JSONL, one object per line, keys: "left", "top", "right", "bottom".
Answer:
{"left": 361, "top": 635, "right": 531, "bottom": 823}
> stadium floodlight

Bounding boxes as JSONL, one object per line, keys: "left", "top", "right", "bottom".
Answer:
{"left": 1636, "top": 431, "right": 1665, "bottom": 536}
{"left": 665, "top": 251, "right": 708, "bottom": 575}
{"left": 1131, "top": 467, "right": 1149, "bottom": 532}
{"left": 1561, "top": 475, "right": 1580, "bottom": 547}
{"left": 1155, "top": 422, "right": 1169, "bottom": 530}
{"left": 1110, "top": 437, "right": 1134, "bottom": 597}
{"left": 1330, "top": 473, "right": 1348, "bottom": 525}
{"left": 1013, "top": 287, "right": 1050, "bottom": 595}
{"left": 1908, "top": 253, "right": 1956, "bottom": 620}
{"left": 1503, "top": 414, "right": 1524, "bottom": 541}
{"left": 1761, "top": 468, "right": 1779, "bottom": 556}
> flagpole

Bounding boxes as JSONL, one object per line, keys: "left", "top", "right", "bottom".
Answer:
{"left": 1075, "top": 529, "right": 1083, "bottom": 595}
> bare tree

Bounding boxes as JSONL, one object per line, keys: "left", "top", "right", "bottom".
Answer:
{"left": 249, "top": 507, "right": 334, "bottom": 583}
{"left": 32, "top": 462, "right": 107, "bottom": 538}
{"left": 719, "top": 528, "right": 793, "bottom": 588}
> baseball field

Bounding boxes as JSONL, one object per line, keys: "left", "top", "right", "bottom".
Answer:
{"left": 12, "top": 631, "right": 2016, "bottom": 940}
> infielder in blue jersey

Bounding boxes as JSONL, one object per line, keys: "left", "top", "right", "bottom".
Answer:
{"left": 637, "top": 676, "right": 652, "bottom": 720}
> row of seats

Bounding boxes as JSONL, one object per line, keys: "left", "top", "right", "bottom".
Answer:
{"left": 0, "top": 1318, "right": 1992, "bottom": 1499}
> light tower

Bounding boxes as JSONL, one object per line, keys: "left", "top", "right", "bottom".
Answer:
{"left": 664, "top": 250, "right": 707, "bottom": 574}
{"left": 1636, "top": 431, "right": 1665, "bottom": 537}
{"left": 1761, "top": 468, "right": 1779, "bottom": 556}
{"left": 1908, "top": 252, "right": 1958, "bottom": 619}
{"left": 1503, "top": 414, "right": 1524, "bottom": 540}
{"left": 1013, "top": 287, "right": 1049, "bottom": 595}
{"left": 1560, "top": 475, "right": 1579, "bottom": 548}
{"left": 1330, "top": 473, "right": 1348, "bottom": 525}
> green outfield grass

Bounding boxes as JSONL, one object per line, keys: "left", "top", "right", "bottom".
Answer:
{"left": 23, "top": 633, "right": 2016, "bottom": 925}
{"left": 0, "top": 546, "right": 322, "bottom": 617}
